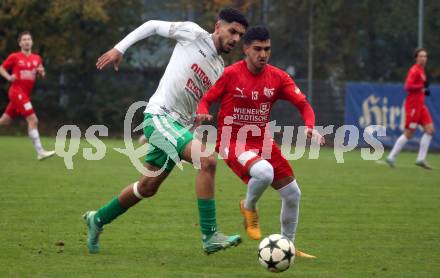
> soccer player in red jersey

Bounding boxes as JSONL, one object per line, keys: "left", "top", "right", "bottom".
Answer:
{"left": 197, "top": 26, "right": 324, "bottom": 258}
{"left": 386, "top": 48, "right": 434, "bottom": 169}
{"left": 0, "top": 31, "right": 55, "bottom": 160}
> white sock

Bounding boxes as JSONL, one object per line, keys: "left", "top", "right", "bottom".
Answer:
{"left": 278, "top": 180, "right": 301, "bottom": 242}
{"left": 245, "top": 160, "right": 274, "bottom": 210}
{"left": 388, "top": 134, "right": 408, "bottom": 160}
{"left": 417, "top": 133, "right": 432, "bottom": 162}
{"left": 28, "top": 128, "right": 43, "bottom": 154}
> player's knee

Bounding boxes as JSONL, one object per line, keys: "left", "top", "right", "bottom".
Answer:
{"left": 404, "top": 130, "right": 414, "bottom": 139}
{"left": 291, "top": 182, "right": 301, "bottom": 202}
{"left": 137, "top": 180, "right": 159, "bottom": 198}
{"left": 426, "top": 128, "right": 435, "bottom": 135}
{"left": 200, "top": 155, "right": 217, "bottom": 173}
{"left": 249, "top": 160, "right": 274, "bottom": 184}
{"left": 0, "top": 118, "right": 10, "bottom": 126}
{"left": 27, "top": 116, "right": 38, "bottom": 128}
{"left": 140, "top": 188, "right": 158, "bottom": 198}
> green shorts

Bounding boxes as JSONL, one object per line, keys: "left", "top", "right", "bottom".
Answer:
{"left": 143, "top": 113, "right": 193, "bottom": 172}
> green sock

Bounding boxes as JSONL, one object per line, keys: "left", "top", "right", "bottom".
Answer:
{"left": 198, "top": 198, "right": 217, "bottom": 240}
{"left": 94, "top": 197, "right": 127, "bottom": 228}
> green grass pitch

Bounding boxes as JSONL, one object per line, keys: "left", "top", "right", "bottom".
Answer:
{"left": 1, "top": 136, "right": 439, "bottom": 277}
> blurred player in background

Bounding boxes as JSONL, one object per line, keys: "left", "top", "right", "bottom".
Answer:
{"left": 83, "top": 8, "right": 248, "bottom": 255}
{"left": 0, "top": 31, "right": 55, "bottom": 160}
{"left": 386, "top": 48, "right": 434, "bottom": 169}
{"left": 197, "top": 26, "right": 324, "bottom": 258}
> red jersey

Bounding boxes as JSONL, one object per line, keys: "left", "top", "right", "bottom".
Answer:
{"left": 404, "top": 63, "right": 426, "bottom": 107}
{"left": 1, "top": 51, "right": 42, "bottom": 95}
{"left": 197, "top": 60, "right": 315, "bottom": 144}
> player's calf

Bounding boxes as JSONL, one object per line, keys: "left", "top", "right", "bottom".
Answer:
{"left": 136, "top": 178, "right": 161, "bottom": 198}
{"left": 277, "top": 180, "right": 301, "bottom": 241}
{"left": 0, "top": 113, "right": 12, "bottom": 126}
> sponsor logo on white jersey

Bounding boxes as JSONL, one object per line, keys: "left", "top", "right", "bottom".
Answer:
{"left": 191, "top": 63, "right": 212, "bottom": 89}
{"left": 198, "top": 49, "right": 206, "bottom": 58}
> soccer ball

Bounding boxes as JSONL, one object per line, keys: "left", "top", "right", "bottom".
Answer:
{"left": 258, "top": 234, "right": 295, "bottom": 273}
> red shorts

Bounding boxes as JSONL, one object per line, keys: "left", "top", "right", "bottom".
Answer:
{"left": 404, "top": 104, "right": 432, "bottom": 130}
{"left": 4, "top": 89, "right": 34, "bottom": 119}
{"left": 217, "top": 140, "right": 293, "bottom": 184}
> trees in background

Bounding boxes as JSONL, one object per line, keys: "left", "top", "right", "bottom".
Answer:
{"left": 0, "top": 0, "right": 143, "bottom": 129}
{"left": 0, "top": 0, "right": 439, "bottom": 133}
{"left": 268, "top": 0, "right": 439, "bottom": 81}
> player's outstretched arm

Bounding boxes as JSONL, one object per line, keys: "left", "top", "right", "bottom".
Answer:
{"left": 96, "top": 20, "right": 197, "bottom": 71}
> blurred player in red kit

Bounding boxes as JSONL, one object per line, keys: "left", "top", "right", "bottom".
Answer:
{"left": 197, "top": 26, "right": 324, "bottom": 258}
{"left": 386, "top": 48, "right": 434, "bottom": 169}
{"left": 0, "top": 31, "right": 54, "bottom": 160}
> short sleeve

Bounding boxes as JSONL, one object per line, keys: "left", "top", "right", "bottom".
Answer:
{"left": 1, "top": 53, "right": 16, "bottom": 71}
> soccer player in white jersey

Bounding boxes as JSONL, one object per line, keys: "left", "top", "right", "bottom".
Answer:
{"left": 83, "top": 8, "right": 248, "bottom": 255}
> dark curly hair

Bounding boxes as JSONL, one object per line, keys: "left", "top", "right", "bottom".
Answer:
{"left": 243, "top": 26, "right": 270, "bottom": 45}
{"left": 218, "top": 8, "right": 248, "bottom": 29}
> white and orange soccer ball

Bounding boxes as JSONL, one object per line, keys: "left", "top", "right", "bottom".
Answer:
{"left": 257, "top": 234, "right": 295, "bottom": 273}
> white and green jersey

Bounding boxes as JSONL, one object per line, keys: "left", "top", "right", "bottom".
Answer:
{"left": 115, "top": 20, "right": 224, "bottom": 126}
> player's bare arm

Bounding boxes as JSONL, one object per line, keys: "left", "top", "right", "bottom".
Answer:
{"left": 195, "top": 114, "right": 214, "bottom": 122}
{"left": 305, "top": 127, "right": 325, "bottom": 146}
{"left": 0, "top": 66, "right": 16, "bottom": 82}
{"left": 96, "top": 48, "right": 123, "bottom": 71}
{"left": 36, "top": 64, "right": 46, "bottom": 78}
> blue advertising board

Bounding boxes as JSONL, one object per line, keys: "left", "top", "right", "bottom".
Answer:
{"left": 344, "top": 82, "right": 440, "bottom": 150}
